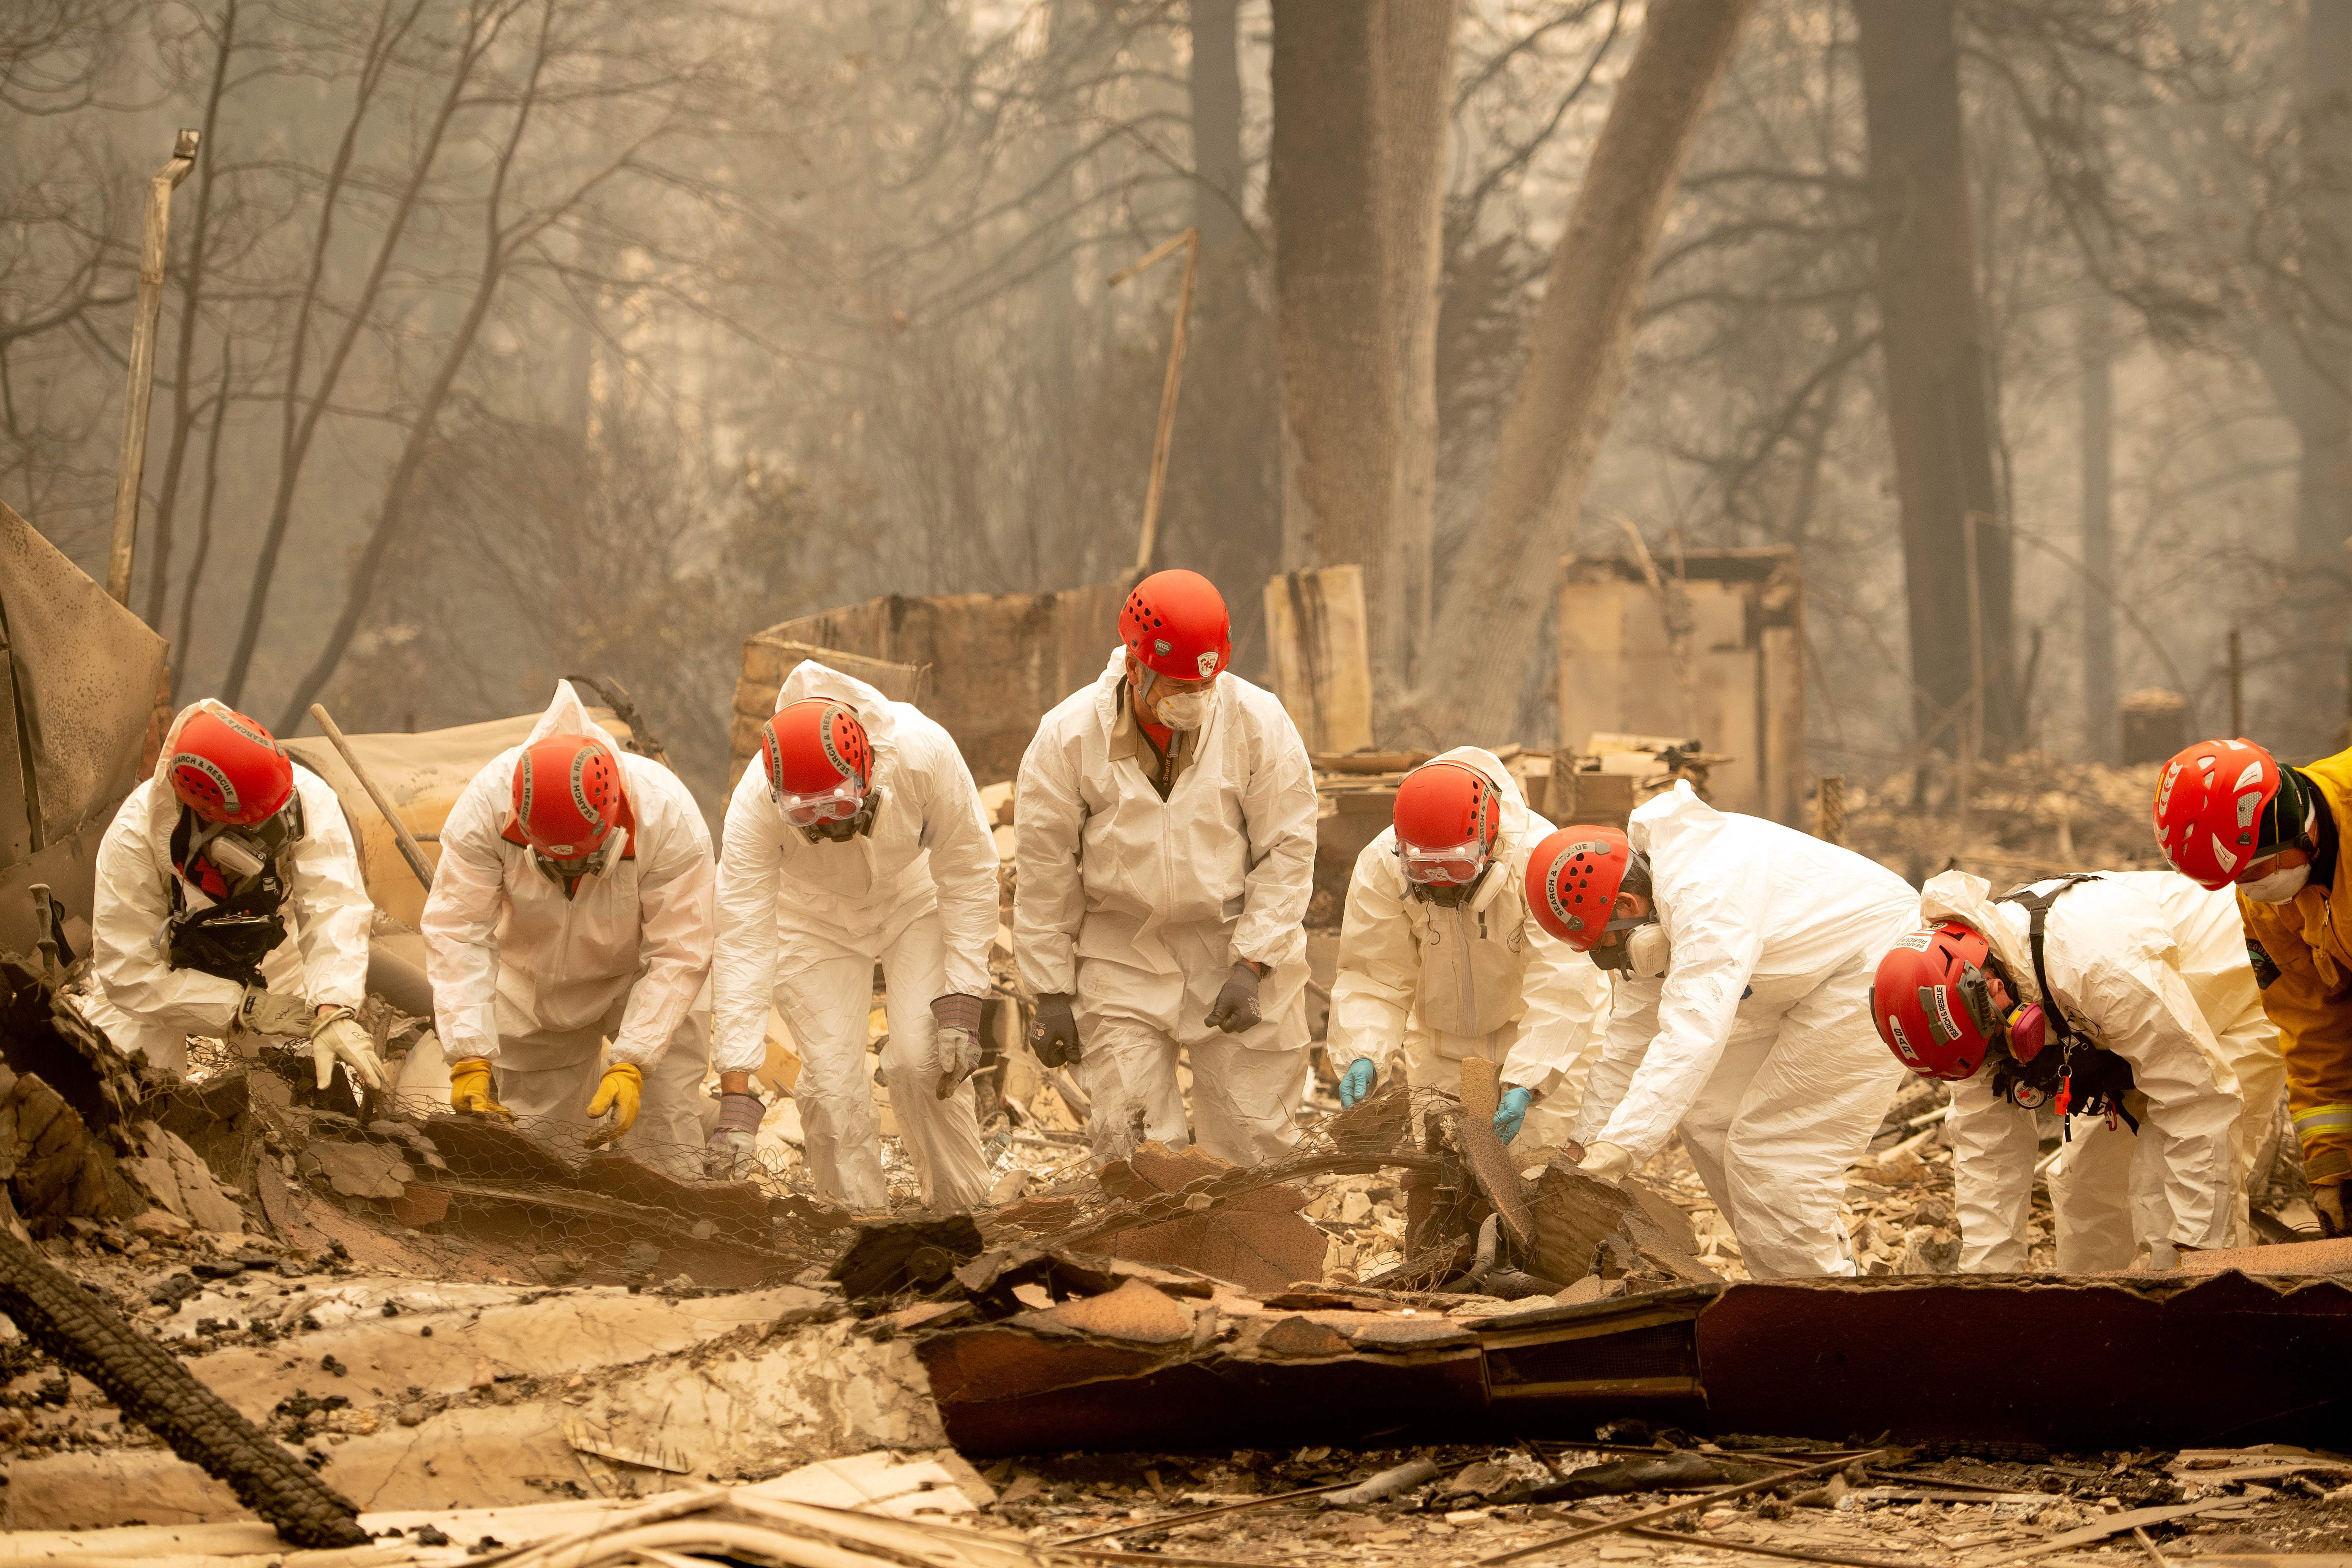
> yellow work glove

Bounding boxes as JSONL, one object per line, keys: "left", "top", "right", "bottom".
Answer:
{"left": 449, "top": 1057, "right": 514, "bottom": 1122}
{"left": 585, "top": 1061, "right": 642, "bottom": 1146}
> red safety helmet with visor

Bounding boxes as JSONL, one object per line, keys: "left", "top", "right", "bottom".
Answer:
{"left": 1524, "top": 826, "right": 1643, "bottom": 949}
{"left": 2152, "top": 738, "right": 2314, "bottom": 891}
{"left": 761, "top": 698, "right": 874, "bottom": 827}
{"left": 1391, "top": 761, "right": 1502, "bottom": 886}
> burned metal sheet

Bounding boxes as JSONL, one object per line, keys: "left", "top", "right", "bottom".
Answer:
{"left": 1694, "top": 1271, "right": 2352, "bottom": 1448}
{"left": 916, "top": 1268, "right": 2352, "bottom": 1454}
{"left": 0, "top": 501, "right": 167, "bottom": 949}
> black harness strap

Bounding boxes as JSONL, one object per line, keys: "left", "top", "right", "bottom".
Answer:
{"left": 1991, "top": 874, "right": 2140, "bottom": 1135}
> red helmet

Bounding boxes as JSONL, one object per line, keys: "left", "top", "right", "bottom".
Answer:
{"left": 760, "top": 698, "right": 873, "bottom": 825}
{"left": 1392, "top": 761, "right": 1502, "bottom": 884}
{"left": 166, "top": 707, "right": 295, "bottom": 826}
{"left": 1524, "top": 826, "right": 1636, "bottom": 949}
{"left": 1120, "top": 569, "right": 1231, "bottom": 682}
{"left": 510, "top": 735, "right": 622, "bottom": 859}
{"left": 2153, "top": 738, "right": 2307, "bottom": 890}
{"left": 1870, "top": 922, "right": 2015, "bottom": 1081}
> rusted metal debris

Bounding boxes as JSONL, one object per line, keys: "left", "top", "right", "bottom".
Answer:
{"left": 894, "top": 1264, "right": 2352, "bottom": 1453}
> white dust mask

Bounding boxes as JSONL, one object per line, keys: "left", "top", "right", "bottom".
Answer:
{"left": 1154, "top": 689, "right": 1214, "bottom": 731}
{"left": 1627, "top": 923, "right": 1671, "bottom": 978}
{"left": 2241, "top": 863, "right": 2311, "bottom": 904}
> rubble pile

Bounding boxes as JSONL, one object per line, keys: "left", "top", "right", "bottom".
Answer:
{"left": 1840, "top": 752, "right": 2169, "bottom": 885}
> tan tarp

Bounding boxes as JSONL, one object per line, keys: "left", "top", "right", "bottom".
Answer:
{"left": 285, "top": 708, "right": 634, "bottom": 928}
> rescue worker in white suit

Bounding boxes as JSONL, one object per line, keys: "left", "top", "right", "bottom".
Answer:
{"left": 420, "top": 682, "right": 714, "bottom": 1175}
{"left": 81, "top": 701, "right": 385, "bottom": 1093}
{"left": 1870, "top": 870, "right": 2283, "bottom": 1271}
{"left": 1326, "top": 750, "right": 1609, "bottom": 1146}
{"left": 1525, "top": 784, "right": 1921, "bottom": 1278}
{"left": 1015, "top": 569, "right": 1318, "bottom": 1166}
{"left": 709, "top": 664, "right": 998, "bottom": 1210}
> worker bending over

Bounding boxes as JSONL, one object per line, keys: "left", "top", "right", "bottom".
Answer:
{"left": 1525, "top": 784, "right": 1919, "bottom": 1278}
{"left": 710, "top": 664, "right": 997, "bottom": 1209}
{"left": 421, "top": 681, "right": 713, "bottom": 1175}
{"left": 1872, "top": 870, "right": 2278, "bottom": 1271}
{"left": 81, "top": 701, "right": 383, "bottom": 1093}
{"left": 1015, "top": 569, "right": 1317, "bottom": 1165}
{"left": 2154, "top": 737, "right": 2352, "bottom": 1233}
{"left": 1326, "top": 751, "right": 1608, "bottom": 1145}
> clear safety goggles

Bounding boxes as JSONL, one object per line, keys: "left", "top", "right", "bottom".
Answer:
{"left": 773, "top": 777, "right": 867, "bottom": 828}
{"left": 1397, "top": 837, "right": 1489, "bottom": 886}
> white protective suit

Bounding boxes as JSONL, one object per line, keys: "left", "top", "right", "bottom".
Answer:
{"left": 713, "top": 662, "right": 998, "bottom": 1211}
{"left": 1326, "top": 746, "right": 1610, "bottom": 1146}
{"left": 80, "top": 701, "right": 373, "bottom": 1075}
{"left": 420, "top": 682, "right": 714, "bottom": 1174}
{"left": 1573, "top": 783, "right": 1920, "bottom": 1278}
{"left": 1928, "top": 870, "right": 2283, "bottom": 1271}
{"left": 1014, "top": 648, "right": 1318, "bottom": 1165}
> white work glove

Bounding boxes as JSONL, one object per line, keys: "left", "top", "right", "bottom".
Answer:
{"left": 310, "top": 1009, "right": 387, "bottom": 1093}
{"left": 707, "top": 1092, "right": 763, "bottom": 1178}
{"left": 239, "top": 984, "right": 314, "bottom": 1038}
{"left": 1575, "top": 1140, "right": 1634, "bottom": 1184}
{"left": 934, "top": 1026, "right": 982, "bottom": 1099}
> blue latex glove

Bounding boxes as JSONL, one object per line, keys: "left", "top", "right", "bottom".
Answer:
{"left": 1494, "top": 1085, "right": 1535, "bottom": 1144}
{"left": 1338, "top": 1057, "right": 1377, "bottom": 1108}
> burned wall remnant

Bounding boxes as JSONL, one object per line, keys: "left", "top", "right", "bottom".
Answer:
{"left": 1557, "top": 545, "right": 1804, "bottom": 825}
{"left": 734, "top": 580, "right": 1138, "bottom": 787}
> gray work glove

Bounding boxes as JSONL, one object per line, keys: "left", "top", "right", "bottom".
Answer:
{"left": 238, "top": 984, "right": 314, "bottom": 1038}
{"left": 2318, "top": 1183, "right": 2347, "bottom": 1239}
{"left": 1029, "top": 992, "right": 1081, "bottom": 1068}
{"left": 1203, "top": 961, "right": 1262, "bottom": 1034}
{"left": 934, "top": 1028, "right": 982, "bottom": 1099}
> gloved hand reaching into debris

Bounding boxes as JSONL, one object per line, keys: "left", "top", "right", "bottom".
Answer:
{"left": 1493, "top": 1085, "right": 1534, "bottom": 1145}
{"left": 238, "top": 984, "right": 314, "bottom": 1038}
{"left": 2317, "top": 1183, "right": 2347, "bottom": 1239}
{"left": 1576, "top": 1140, "right": 1633, "bottom": 1183}
{"left": 449, "top": 1057, "right": 513, "bottom": 1122}
{"left": 1204, "top": 961, "right": 1263, "bottom": 1033}
{"left": 308, "top": 1007, "right": 387, "bottom": 1094}
{"left": 585, "top": 1062, "right": 642, "bottom": 1146}
{"left": 931, "top": 994, "right": 984, "bottom": 1099}
{"left": 1029, "top": 992, "right": 1082, "bottom": 1068}
{"left": 708, "top": 1089, "right": 764, "bottom": 1177}
{"left": 1338, "top": 1057, "right": 1377, "bottom": 1109}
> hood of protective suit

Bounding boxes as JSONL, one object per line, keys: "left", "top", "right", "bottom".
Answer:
{"left": 774, "top": 660, "right": 902, "bottom": 764}
{"left": 143, "top": 700, "right": 298, "bottom": 838}
{"left": 1090, "top": 645, "right": 1229, "bottom": 733}
{"left": 1919, "top": 870, "right": 2044, "bottom": 1006}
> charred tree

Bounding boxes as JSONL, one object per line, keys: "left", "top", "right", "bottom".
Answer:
{"left": 2081, "top": 294, "right": 2116, "bottom": 764}
{"left": 1270, "top": 1, "right": 1406, "bottom": 675}
{"left": 1420, "top": 0, "right": 1755, "bottom": 743}
{"left": 1855, "top": 0, "right": 2019, "bottom": 757}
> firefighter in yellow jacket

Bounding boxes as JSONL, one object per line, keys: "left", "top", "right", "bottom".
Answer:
{"left": 2153, "top": 738, "right": 2347, "bottom": 1230}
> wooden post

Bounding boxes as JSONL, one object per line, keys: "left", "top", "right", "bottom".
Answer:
{"left": 310, "top": 703, "right": 436, "bottom": 892}
{"left": 1263, "top": 565, "right": 1374, "bottom": 754}
{"left": 1109, "top": 228, "right": 1201, "bottom": 574}
{"left": 106, "top": 129, "right": 201, "bottom": 607}
{"left": 1814, "top": 774, "right": 1846, "bottom": 845}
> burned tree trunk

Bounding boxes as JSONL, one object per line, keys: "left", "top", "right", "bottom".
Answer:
{"left": 1420, "top": 0, "right": 1755, "bottom": 743}
{"left": 1855, "top": 0, "right": 2019, "bottom": 756}
{"left": 1380, "top": 0, "right": 1458, "bottom": 692}
{"left": 1270, "top": 2, "right": 1406, "bottom": 684}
